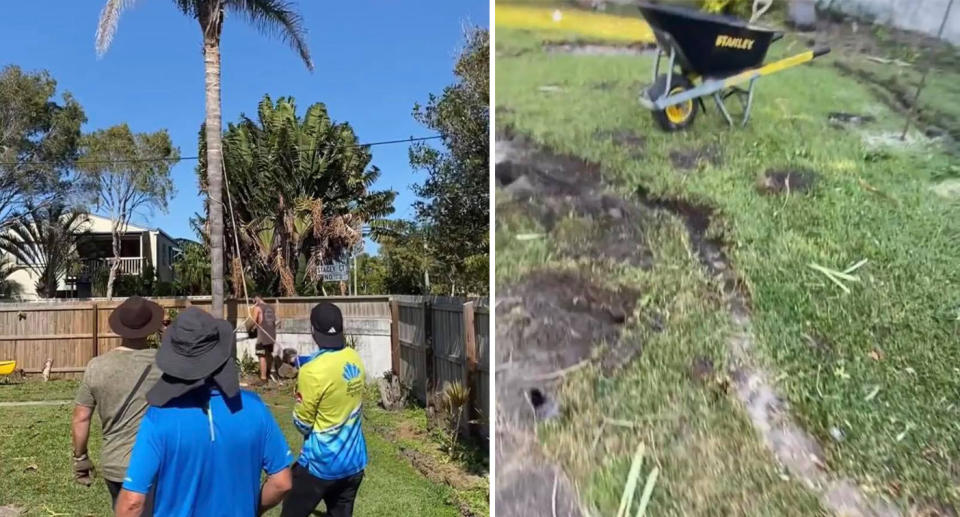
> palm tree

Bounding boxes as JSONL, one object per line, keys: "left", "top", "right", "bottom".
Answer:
{"left": 95, "top": 0, "right": 313, "bottom": 316}
{"left": 0, "top": 203, "right": 87, "bottom": 298}
{"left": 214, "top": 96, "right": 395, "bottom": 296}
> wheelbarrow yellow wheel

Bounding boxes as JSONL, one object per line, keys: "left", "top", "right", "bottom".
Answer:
{"left": 650, "top": 74, "right": 698, "bottom": 132}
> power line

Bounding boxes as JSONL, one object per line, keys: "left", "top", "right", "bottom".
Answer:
{"left": 0, "top": 135, "right": 442, "bottom": 167}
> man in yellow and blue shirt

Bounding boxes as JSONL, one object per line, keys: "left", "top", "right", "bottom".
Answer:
{"left": 282, "top": 303, "right": 367, "bottom": 517}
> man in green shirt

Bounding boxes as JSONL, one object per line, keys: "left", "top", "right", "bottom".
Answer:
{"left": 72, "top": 296, "right": 164, "bottom": 514}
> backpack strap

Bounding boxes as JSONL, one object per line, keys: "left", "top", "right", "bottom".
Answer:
{"left": 114, "top": 364, "right": 153, "bottom": 423}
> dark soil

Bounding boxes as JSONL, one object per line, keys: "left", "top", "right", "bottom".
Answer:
{"left": 690, "top": 356, "right": 716, "bottom": 383}
{"left": 495, "top": 271, "right": 640, "bottom": 517}
{"left": 496, "top": 134, "right": 654, "bottom": 517}
{"left": 497, "top": 271, "right": 641, "bottom": 380}
{"left": 669, "top": 144, "right": 723, "bottom": 171}
{"left": 757, "top": 169, "right": 818, "bottom": 195}
{"left": 828, "top": 112, "right": 876, "bottom": 127}
{"left": 554, "top": 194, "right": 655, "bottom": 269}
{"left": 497, "top": 135, "right": 654, "bottom": 268}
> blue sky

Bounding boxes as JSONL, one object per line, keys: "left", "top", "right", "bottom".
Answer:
{"left": 1, "top": 0, "right": 488, "bottom": 252}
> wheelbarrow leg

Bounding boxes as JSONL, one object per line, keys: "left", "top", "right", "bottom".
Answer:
{"left": 742, "top": 78, "right": 757, "bottom": 127}
{"left": 653, "top": 50, "right": 662, "bottom": 83}
{"left": 663, "top": 47, "right": 676, "bottom": 96}
{"left": 713, "top": 91, "right": 735, "bottom": 126}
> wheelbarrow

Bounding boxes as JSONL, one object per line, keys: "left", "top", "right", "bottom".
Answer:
{"left": 637, "top": 2, "right": 830, "bottom": 130}
{"left": 0, "top": 360, "right": 16, "bottom": 376}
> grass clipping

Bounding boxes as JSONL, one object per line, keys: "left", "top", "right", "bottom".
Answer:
{"left": 807, "top": 259, "right": 868, "bottom": 294}
{"left": 615, "top": 441, "right": 661, "bottom": 517}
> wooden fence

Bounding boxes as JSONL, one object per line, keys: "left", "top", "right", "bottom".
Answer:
{"left": 0, "top": 295, "right": 490, "bottom": 435}
{"left": 391, "top": 296, "right": 490, "bottom": 437}
{"left": 0, "top": 296, "right": 391, "bottom": 375}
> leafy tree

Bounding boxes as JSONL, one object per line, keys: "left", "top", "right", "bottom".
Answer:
{"left": 354, "top": 253, "right": 387, "bottom": 295}
{"left": 0, "top": 256, "right": 22, "bottom": 298}
{"left": 173, "top": 241, "right": 211, "bottom": 295}
{"left": 78, "top": 124, "right": 178, "bottom": 299}
{"left": 0, "top": 66, "right": 86, "bottom": 230}
{"left": 96, "top": 0, "right": 313, "bottom": 317}
{"left": 200, "top": 96, "right": 396, "bottom": 296}
{"left": 409, "top": 28, "right": 489, "bottom": 295}
{"left": 0, "top": 203, "right": 87, "bottom": 298}
{"left": 372, "top": 219, "right": 437, "bottom": 295}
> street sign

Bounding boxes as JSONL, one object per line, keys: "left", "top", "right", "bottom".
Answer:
{"left": 318, "top": 262, "right": 349, "bottom": 282}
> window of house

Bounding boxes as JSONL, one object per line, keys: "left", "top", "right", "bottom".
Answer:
{"left": 120, "top": 238, "right": 139, "bottom": 258}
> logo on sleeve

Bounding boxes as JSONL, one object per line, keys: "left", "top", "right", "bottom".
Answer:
{"left": 295, "top": 392, "right": 303, "bottom": 403}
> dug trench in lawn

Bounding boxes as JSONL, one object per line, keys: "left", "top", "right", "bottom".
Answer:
{"left": 495, "top": 132, "right": 901, "bottom": 516}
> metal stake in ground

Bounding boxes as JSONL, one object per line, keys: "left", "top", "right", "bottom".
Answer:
{"left": 900, "top": 0, "right": 956, "bottom": 140}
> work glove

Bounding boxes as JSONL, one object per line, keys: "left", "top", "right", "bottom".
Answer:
{"left": 73, "top": 453, "right": 94, "bottom": 486}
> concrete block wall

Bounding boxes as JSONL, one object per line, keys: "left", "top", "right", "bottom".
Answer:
{"left": 819, "top": 0, "right": 960, "bottom": 44}
{"left": 235, "top": 317, "right": 392, "bottom": 383}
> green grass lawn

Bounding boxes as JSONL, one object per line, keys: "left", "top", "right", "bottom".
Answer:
{"left": 0, "top": 379, "right": 78, "bottom": 403}
{"left": 499, "top": 205, "right": 827, "bottom": 515}
{"left": 0, "top": 380, "right": 463, "bottom": 516}
{"left": 496, "top": 16, "right": 960, "bottom": 514}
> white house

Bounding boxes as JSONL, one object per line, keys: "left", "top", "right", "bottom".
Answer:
{"left": 3, "top": 214, "right": 181, "bottom": 300}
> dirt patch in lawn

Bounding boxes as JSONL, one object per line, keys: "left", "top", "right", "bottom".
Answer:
{"left": 496, "top": 135, "right": 657, "bottom": 517}
{"left": 497, "top": 133, "right": 654, "bottom": 268}
{"left": 497, "top": 134, "right": 901, "bottom": 516}
{"left": 828, "top": 112, "right": 876, "bottom": 128}
{"left": 399, "top": 448, "right": 484, "bottom": 492}
{"left": 669, "top": 144, "right": 722, "bottom": 171}
{"left": 834, "top": 61, "right": 959, "bottom": 145}
{"left": 544, "top": 41, "right": 655, "bottom": 56}
{"left": 496, "top": 272, "right": 641, "bottom": 517}
{"left": 757, "top": 169, "right": 819, "bottom": 196}
{"left": 498, "top": 271, "right": 641, "bottom": 378}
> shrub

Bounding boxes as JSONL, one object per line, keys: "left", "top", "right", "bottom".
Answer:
{"left": 701, "top": 0, "right": 752, "bottom": 17}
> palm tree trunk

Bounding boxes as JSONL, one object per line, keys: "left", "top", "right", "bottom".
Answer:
{"left": 276, "top": 254, "right": 296, "bottom": 296}
{"left": 203, "top": 30, "right": 225, "bottom": 317}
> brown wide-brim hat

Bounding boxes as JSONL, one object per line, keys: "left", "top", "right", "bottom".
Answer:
{"left": 108, "top": 296, "right": 164, "bottom": 339}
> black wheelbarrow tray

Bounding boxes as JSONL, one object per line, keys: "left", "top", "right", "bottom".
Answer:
{"left": 636, "top": 2, "right": 830, "bottom": 131}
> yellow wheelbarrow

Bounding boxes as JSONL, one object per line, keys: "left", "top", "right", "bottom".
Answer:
{"left": 0, "top": 360, "right": 17, "bottom": 376}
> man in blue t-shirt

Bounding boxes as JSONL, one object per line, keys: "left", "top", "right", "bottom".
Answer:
{"left": 115, "top": 308, "right": 294, "bottom": 517}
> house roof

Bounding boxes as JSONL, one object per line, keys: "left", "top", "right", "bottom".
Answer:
{"left": 82, "top": 214, "right": 149, "bottom": 234}
{"left": 83, "top": 214, "right": 180, "bottom": 247}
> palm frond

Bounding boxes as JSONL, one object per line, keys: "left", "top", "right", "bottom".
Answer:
{"left": 95, "top": 0, "right": 139, "bottom": 55}
{"left": 0, "top": 256, "right": 22, "bottom": 298}
{"left": 228, "top": 0, "right": 313, "bottom": 70}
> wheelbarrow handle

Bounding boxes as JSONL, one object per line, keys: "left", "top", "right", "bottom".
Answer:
{"left": 813, "top": 47, "right": 831, "bottom": 58}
